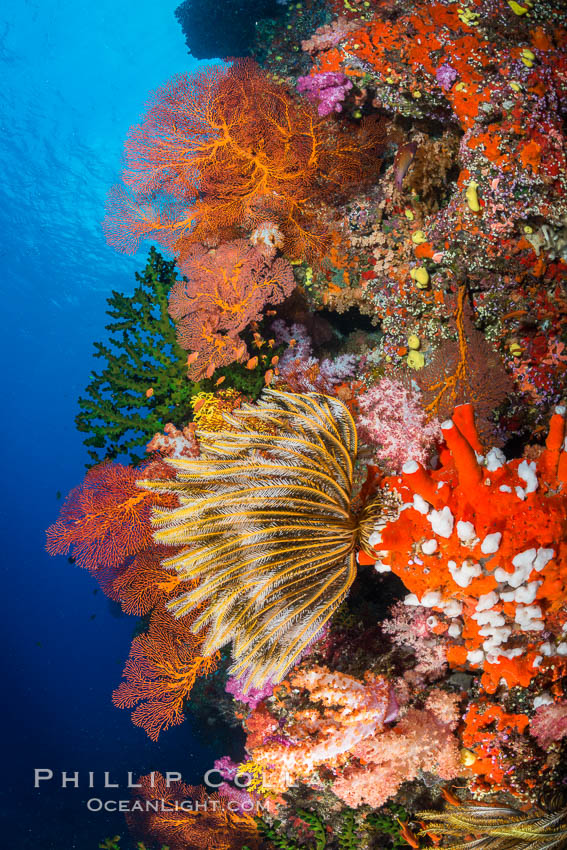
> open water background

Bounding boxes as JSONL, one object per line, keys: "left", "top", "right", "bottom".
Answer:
{"left": 0, "top": 2, "right": 238, "bottom": 846}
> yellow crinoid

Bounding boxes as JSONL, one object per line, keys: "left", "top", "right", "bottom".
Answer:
{"left": 418, "top": 803, "right": 567, "bottom": 850}
{"left": 141, "top": 390, "right": 388, "bottom": 690}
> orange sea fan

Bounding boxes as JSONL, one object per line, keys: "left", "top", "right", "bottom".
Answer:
{"left": 169, "top": 240, "right": 295, "bottom": 378}
{"left": 104, "top": 59, "right": 385, "bottom": 264}
{"left": 45, "top": 462, "right": 170, "bottom": 573}
{"left": 112, "top": 601, "right": 219, "bottom": 741}
{"left": 111, "top": 545, "right": 179, "bottom": 616}
{"left": 126, "top": 772, "right": 261, "bottom": 850}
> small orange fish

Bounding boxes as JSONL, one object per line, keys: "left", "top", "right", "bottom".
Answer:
{"left": 193, "top": 399, "right": 205, "bottom": 414}
{"left": 235, "top": 343, "right": 247, "bottom": 359}
{"left": 215, "top": 376, "right": 226, "bottom": 387}
{"left": 397, "top": 819, "right": 420, "bottom": 849}
{"left": 289, "top": 338, "right": 297, "bottom": 348}
{"left": 440, "top": 786, "right": 462, "bottom": 806}
{"left": 145, "top": 387, "right": 154, "bottom": 398}
{"left": 187, "top": 351, "right": 199, "bottom": 365}
{"left": 265, "top": 310, "right": 277, "bottom": 316}
{"left": 271, "top": 355, "right": 279, "bottom": 366}
{"left": 418, "top": 823, "right": 441, "bottom": 846}
{"left": 246, "top": 356, "right": 258, "bottom": 370}
{"left": 205, "top": 361, "right": 216, "bottom": 378}
{"left": 264, "top": 369, "right": 274, "bottom": 386}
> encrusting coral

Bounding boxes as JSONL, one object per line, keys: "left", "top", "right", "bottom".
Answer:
{"left": 361, "top": 403, "right": 567, "bottom": 695}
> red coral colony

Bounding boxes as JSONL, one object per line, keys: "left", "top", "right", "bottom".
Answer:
{"left": 48, "top": 0, "right": 567, "bottom": 847}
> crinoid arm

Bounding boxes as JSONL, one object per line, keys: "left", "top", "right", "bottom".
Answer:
{"left": 141, "top": 390, "right": 364, "bottom": 691}
{"left": 418, "top": 804, "right": 567, "bottom": 850}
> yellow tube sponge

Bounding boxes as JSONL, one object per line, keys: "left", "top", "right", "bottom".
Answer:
{"left": 466, "top": 180, "right": 480, "bottom": 212}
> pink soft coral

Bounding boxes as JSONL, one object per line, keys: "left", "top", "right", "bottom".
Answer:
{"left": 146, "top": 422, "right": 199, "bottom": 459}
{"left": 272, "top": 320, "right": 358, "bottom": 393}
{"left": 529, "top": 701, "right": 567, "bottom": 750}
{"left": 332, "top": 697, "right": 462, "bottom": 808}
{"left": 381, "top": 602, "right": 448, "bottom": 686}
{"left": 356, "top": 378, "right": 441, "bottom": 472}
{"left": 169, "top": 240, "right": 295, "bottom": 379}
{"left": 248, "top": 665, "right": 393, "bottom": 793}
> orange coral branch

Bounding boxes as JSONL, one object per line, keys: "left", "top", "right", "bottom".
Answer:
{"left": 113, "top": 602, "right": 219, "bottom": 741}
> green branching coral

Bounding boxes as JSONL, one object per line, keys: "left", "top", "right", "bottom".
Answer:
{"left": 255, "top": 810, "right": 327, "bottom": 850}
{"left": 365, "top": 806, "right": 411, "bottom": 847}
{"left": 252, "top": 807, "right": 409, "bottom": 850}
{"left": 338, "top": 810, "right": 358, "bottom": 850}
{"left": 76, "top": 248, "right": 194, "bottom": 464}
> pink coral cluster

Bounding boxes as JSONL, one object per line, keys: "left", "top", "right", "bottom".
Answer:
{"left": 146, "top": 422, "right": 199, "bottom": 459}
{"left": 272, "top": 320, "right": 358, "bottom": 393}
{"left": 297, "top": 72, "right": 353, "bottom": 116}
{"left": 356, "top": 378, "right": 442, "bottom": 472}
{"left": 226, "top": 676, "right": 275, "bottom": 710}
{"left": 300, "top": 17, "right": 359, "bottom": 54}
{"left": 381, "top": 601, "right": 448, "bottom": 686}
{"left": 248, "top": 665, "right": 394, "bottom": 793}
{"left": 169, "top": 240, "right": 295, "bottom": 379}
{"left": 246, "top": 664, "right": 462, "bottom": 809}
{"left": 332, "top": 691, "right": 462, "bottom": 808}
{"left": 529, "top": 701, "right": 567, "bottom": 750}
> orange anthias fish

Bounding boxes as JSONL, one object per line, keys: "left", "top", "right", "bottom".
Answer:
{"left": 394, "top": 141, "right": 417, "bottom": 190}
{"left": 440, "top": 786, "right": 462, "bottom": 806}
{"left": 397, "top": 818, "right": 420, "bottom": 848}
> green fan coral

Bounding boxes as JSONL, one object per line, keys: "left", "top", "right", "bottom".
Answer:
{"left": 142, "top": 390, "right": 391, "bottom": 690}
{"left": 418, "top": 804, "right": 567, "bottom": 849}
{"left": 76, "top": 248, "right": 194, "bottom": 464}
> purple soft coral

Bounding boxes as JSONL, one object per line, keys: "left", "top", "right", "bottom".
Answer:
{"left": 297, "top": 72, "right": 353, "bottom": 116}
{"left": 436, "top": 63, "right": 458, "bottom": 91}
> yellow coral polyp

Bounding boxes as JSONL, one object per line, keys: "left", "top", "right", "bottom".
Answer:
{"left": 465, "top": 180, "right": 480, "bottom": 212}
{"left": 411, "top": 230, "right": 427, "bottom": 244}
{"left": 191, "top": 389, "right": 242, "bottom": 432}
{"left": 407, "top": 349, "right": 425, "bottom": 369}
{"left": 410, "top": 266, "right": 430, "bottom": 288}
{"left": 508, "top": 0, "right": 529, "bottom": 13}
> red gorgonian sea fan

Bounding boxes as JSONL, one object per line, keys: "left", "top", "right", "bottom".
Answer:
{"left": 126, "top": 772, "right": 261, "bottom": 850}
{"left": 103, "top": 59, "right": 385, "bottom": 264}
{"left": 169, "top": 240, "right": 295, "bottom": 379}
{"left": 111, "top": 545, "right": 179, "bottom": 616}
{"left": 45, "top": 462, "right": 164, "bottom": 572}
{"left": 112, "top": 601, "right": 219, "bottom": 741}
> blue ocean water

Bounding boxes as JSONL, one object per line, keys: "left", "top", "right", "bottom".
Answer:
{"left": 0, "top": 3, "right": 235, "bottom": 846}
